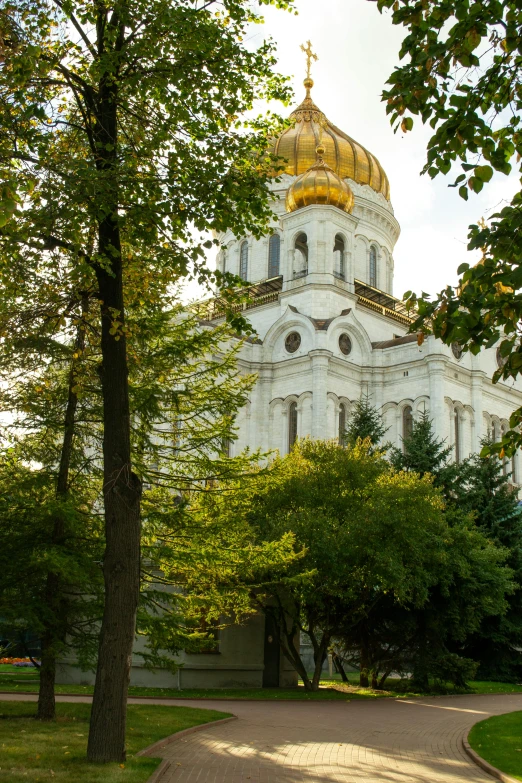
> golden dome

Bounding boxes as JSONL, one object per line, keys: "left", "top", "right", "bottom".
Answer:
{"left": 272, "top": 81, "right": 390, "bottom": 200}
{"left": 286, "top": 145, "right": 355, "bottom": 213}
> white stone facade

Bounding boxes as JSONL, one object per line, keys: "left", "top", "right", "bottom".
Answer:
{"left": 218, "top": 177, "right": 522, "bottom": 479}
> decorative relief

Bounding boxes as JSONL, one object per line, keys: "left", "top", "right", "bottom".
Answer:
{"left": 451, "top": 342, "right": 463, "bottom": 361}
{"left": 339, "top": 333, "right": 352, "bottom": 356}
{"left": 346, "top": 179, "right": 395, "bottom": 215}
{"left": 496, "top": 346, "right": 508, "bottom": 369}
{"left": 285, "top": 332, "right": 302, "bottom": 353}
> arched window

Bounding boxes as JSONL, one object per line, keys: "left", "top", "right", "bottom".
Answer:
{"left": 222, "top": 248, "right": 227, "bottom": 274}
{"left": 239, "top": 240, "right": 248, "bottom": 280}
{"left": 402, "top": 405, "right": 413, "bottom": 445}
{"left": 339, "top": 402, "right": 347, "bottom": 445}
{"left": 369, "top": 245, "right": 378, "bottom": 288}
{"left": 334, "top": 235, "right": 345, "bottom": 279}
{"left": 288, "top": 402, "right": 298, "bottom": 450}
{"left": 268, "top": 234, "right": 280, "bottom": 278}
{"left": 294, "top": 233, "right": 308, "bottom": 275}
{"left": 454, "top": 410, "right": 461, "bottom": 464}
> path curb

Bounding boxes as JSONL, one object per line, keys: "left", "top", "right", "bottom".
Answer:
{"left": 137, "top": 715, "right": 237, "bottom": 758}
{"left": 462, "top": 731, "right": 519, "bottom": 783}
{"left": 143, "top": 758, "right": 171, "bottom": 783}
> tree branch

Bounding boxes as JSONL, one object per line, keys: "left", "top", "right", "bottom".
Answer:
{"left": 51, "top": 0, "right": 98, "bottom": 58}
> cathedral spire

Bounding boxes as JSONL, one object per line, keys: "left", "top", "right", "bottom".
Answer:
{"left": 300, "top": 40, "right": 318, "bottom": 98}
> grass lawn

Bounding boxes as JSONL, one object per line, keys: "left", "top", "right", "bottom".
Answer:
{"left": 0, "top": 700, "right": 229, "bottom": 783}
{"left": 468, "top": 710, "right": 522, "bottom": 781}
{"left": 2, "top": 665, "right": 522, "bottom": 701}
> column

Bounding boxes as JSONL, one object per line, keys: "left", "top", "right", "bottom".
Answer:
{"left": 427, "top": 357, "right": 446, "bottom": 443}
{"left": 470, "top": 356, "right": 485, "bottom": 453}
{"left": 256, "top": 365, "right": 273, "bottom": 453}
{"left": 310, "top": 349, "right": 332, "bottom": 439}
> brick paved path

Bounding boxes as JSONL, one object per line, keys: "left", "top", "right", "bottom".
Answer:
{"left": 144, "top": 694, "right": 522, "bottom": 782}
{"left": 2, "top": 692, "right": 522, "bottom": 781}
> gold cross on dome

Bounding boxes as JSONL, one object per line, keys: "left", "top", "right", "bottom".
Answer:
{"left": 300, "top": 40, "right": 318, "bottom": 80}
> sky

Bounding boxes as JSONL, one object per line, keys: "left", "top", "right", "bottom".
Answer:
{"left": 195, "top": 0, "right": 519, "bottom": 302}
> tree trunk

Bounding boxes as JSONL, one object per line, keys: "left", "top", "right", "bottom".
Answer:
{"left": 36, "top": 631, "right": 57, "bottom": 721}
{"left": 37, "top": 298, "right": 88, "bottom": 721}
{"left": 359, "top": 631, "right": 370, "bottom": 688}
{"left": 86, "top": 241, "right": 141, "bottom": 763}
{"left": 333, "top": 653, "right": 349, "bottom": 683}
{"left": 85, "top": 23, "right": 141, "bottom": 760}
{"left": 371, "top": 670, "right": 378, "bottom": 690}
{"left": 270, "top": 606, "right": 313, "bottom": 691}
{"left": 310, "top": 634, "right": 330, "bottom": 691}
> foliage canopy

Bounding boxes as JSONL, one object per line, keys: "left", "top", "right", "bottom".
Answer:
{"left": 376, "top": 0, "right": 522, "bottom": 454}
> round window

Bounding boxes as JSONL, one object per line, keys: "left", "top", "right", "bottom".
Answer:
{"left": 285, "top": 332, "right": 301, "bottom": 354}
{"left": 339, "top": 333, "right": 352, "bottom": 356}
{"left": 451, "top": 342, "right": 463, "bottom": 361}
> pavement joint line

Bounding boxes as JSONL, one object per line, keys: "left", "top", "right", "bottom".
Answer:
{"left": 137, "top": 716, "right": 238, "bottom": 758}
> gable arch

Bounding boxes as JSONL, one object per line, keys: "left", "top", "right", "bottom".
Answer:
{"left": 262, "top": 307, "right": 316, "bottom": 362}
{"left": 326, "top": 311, "right": 373, "bottom": 365}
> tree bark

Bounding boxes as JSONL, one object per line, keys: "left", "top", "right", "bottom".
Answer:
{"left": 86, "top": 253, "right": 141, "bottom": 762}
{"left": 311, "top": 633, "right": 330, "bottom": 691}
{"left": 268, "top": 604, "right": 313, "bottom": 691}
{"left": 36, "top": 630, "right": 57, "bottom": 721}
{"left": 86, "top": 14, "right": 141, "bottom": 761}
{"left": 333, "top": 653, "right": 349, "bottom": 683}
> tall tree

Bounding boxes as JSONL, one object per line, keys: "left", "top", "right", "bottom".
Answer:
{"left": 390, "top": 416, "right": 518, "bottom": 688}
{"left": 0, "top": 280, "right": 296, "bottom": 712}
{"left": 375, "top": 0, "right": 522, "bottom": 455}
{"left": 454, "top": 448, "right": 522, "bottom": 680}
{"left": 0, "top": 276, "right": 103, "bottom": 720}
{"left": 0, "top": 0, "right": 291, "bottom": 761}
{"left": 196, "top": 439, "right": 471, "bottom": 691}
{"left": 130, "top": 305, "right": 299, "bottom": 668}
{"left": 390, "top": 410, "right": 457, "bottom": 496}
{"left": 344, "top": 394, "right": 388, "bottom": 451}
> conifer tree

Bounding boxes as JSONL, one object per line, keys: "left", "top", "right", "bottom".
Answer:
{"left": 344, "top": 394, "right": 388, "bottom": 451}
{"left": 0, "top": 275, "right": 297, "bottom": 716}
{"left": 390, "top": 410, "right": 457, "bottom": 496}
{"left": 455, "top": 448, "right": 522, "bottom": 680}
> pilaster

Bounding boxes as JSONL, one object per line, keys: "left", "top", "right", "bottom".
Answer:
{"left": 309, "top": 349, "right": 332, "bottom": 439}
{"left": 427, "top": 356, "right": 446, "bottom": 443}
{"left": 471, "top": 357, "right": 486, "bottom": 451}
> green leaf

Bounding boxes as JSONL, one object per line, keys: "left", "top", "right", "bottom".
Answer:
{"left": 475, "top": 165, "right": 493, "bottom": 182}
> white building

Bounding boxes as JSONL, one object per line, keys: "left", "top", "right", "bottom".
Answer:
{"left": 59, "top": 74, "right": 522, "bottom": 693}
{"left": 203, "top": 77, "right": 522, "bottom": 474}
